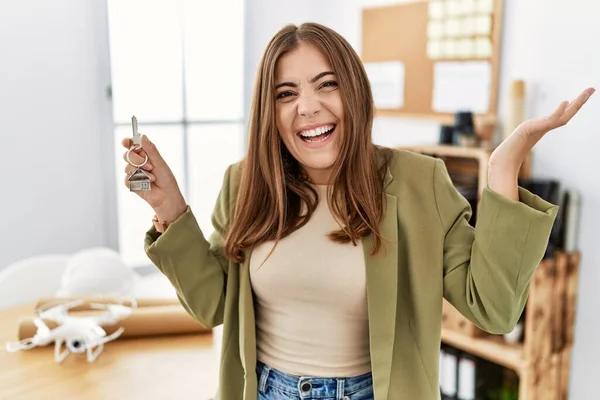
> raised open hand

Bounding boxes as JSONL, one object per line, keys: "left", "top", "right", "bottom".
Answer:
{"left": 490, "top": 87, "right": 595, "bottom": 172}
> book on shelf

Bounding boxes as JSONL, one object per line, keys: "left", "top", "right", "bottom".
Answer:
{"left": 439, "top": 344, "right": 519, "bottom": 400}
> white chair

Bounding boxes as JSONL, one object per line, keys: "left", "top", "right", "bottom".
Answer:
{"left": 0, "top": 254, "right": 71, "bottom": 309}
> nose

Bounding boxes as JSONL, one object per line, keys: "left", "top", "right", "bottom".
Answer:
{"left": 297, "top": 94, "right": 321, "bottom": 117}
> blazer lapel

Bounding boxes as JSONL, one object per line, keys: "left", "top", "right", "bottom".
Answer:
{"left": 363, "top": 167, "right": 398, "bottom": 400}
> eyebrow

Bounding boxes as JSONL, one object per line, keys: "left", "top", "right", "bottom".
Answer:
{"left": 275, "top": 71, "right": 335, "bottom": 89}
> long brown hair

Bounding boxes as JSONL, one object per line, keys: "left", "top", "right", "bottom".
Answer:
{"left": 223, "top": 22, "right": 391, "bottom": 263}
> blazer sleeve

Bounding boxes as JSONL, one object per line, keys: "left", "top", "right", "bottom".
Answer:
{"left": 433, "top": 159, "right": 559, "bottom": 334}
{"left": 143, "top": 165, "right": 235, "bottom": 329}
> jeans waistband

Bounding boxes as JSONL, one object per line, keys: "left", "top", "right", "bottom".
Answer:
{"left": 256, "top": 361, "right": 372, "bottom": 399}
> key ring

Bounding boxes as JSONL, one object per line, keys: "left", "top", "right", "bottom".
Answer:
{"left": 126, "top": 146, "right": 148, "bottom": 168}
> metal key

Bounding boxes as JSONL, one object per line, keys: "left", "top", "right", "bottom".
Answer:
{"left": 127, "top": 115, "right": 151, "bottom": 192}
{"left": 131, "top": 115, "right": 141, "bottom": 149}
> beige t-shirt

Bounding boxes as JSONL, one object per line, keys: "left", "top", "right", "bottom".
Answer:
{"left": 249, "top": 185, "right": 371, "bottom": 377}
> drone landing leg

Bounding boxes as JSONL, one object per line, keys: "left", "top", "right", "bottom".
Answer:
{"left": 54, "top": 339, "right": 70, "bottom": 363}
{"left": 87, "top": 343, "right": 104, "bottom": 363}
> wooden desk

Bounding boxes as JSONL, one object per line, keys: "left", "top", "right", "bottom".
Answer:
{"left": 0, "top": 304, "right": 221, "bottom": 399}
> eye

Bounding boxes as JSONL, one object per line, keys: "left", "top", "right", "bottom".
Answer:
{"left": 319, "top": 80, "right": 338, "bottom": 90}
{"left": 276, "top": 91, "right": 296, "bottom": 101}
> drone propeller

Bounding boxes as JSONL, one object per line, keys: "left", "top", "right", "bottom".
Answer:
{"left": 99, "top": 326, "right": 125, "bottom": 344}
{"left": 88, "top": 298, "right": 137, "bottom": 324}
{"left": 5, "top": 338, "right": 35, "bottom": 352}
{"left": 36, "top": 299, "right": 85, "bottom": 323}
{"left": 32, "top": 316, "right": 51, "bottom": 337}
{"left": 88, "top": 297, "right": 137, "bottom": 309}
{"left": 5, "top": 317, "right": 54, "bottom": 353}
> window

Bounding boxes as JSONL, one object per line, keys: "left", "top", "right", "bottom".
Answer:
{"left": 107, "top": 0, "right": 245, "bottom": 266}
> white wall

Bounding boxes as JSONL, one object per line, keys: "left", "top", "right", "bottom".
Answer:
{"left": 0, "top": 1, "right": 116, "bottom": 269}
{"left": 499, "top": 1, "right": 600, "bottom": 398}
{"left": 244, "top": 0, "right": 599, "bottom": 397}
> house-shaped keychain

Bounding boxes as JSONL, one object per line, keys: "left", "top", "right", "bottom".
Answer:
{"left": 128, "top": 169, "right": 151, "bottom": 192}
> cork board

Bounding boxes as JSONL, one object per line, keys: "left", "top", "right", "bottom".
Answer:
{"left": 361, "top": 0, "right": 503, "bottom": 124}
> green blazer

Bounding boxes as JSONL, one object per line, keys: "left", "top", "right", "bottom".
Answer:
{"left": 144, "top": 148, "right": 558, "bottom": 400}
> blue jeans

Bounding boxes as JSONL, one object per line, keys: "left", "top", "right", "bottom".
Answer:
{"left": 256, "top": 361, "right": 374, "bottom": 400}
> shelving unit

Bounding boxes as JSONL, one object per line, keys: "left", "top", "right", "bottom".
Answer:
{"left": 441, "top": 328, "right": 525, "bottom": 374}
{"left": 374, "top": 111, "right": 498, "bottom": 132}
{"left": 402, "top": 144, "right": 580, "bottom": 399}
{"left": 402, "top": 144, "right": 492, "bottom": 198}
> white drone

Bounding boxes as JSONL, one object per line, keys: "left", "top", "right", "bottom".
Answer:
{"left": 5, "top": 298, "right": 137, "bottom": 363}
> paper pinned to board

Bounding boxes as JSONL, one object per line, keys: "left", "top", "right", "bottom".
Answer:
{"left": 428, "top": 0, "right": 444, "bottom": 20}
{"left": 444, "top": 18, "right": 461, "bottom": 37}
{"left": 456, "top": 38, "right": 475, "bottom": 58}
{"left": 474, "top": 15, "right": 493, "bottom": 35}
{"left": 445, "top": 0, "right": 461, "bottom": 17}
{"left": 364, "top": 61, "right": 405, "bottom": 109}
{"left": 462, "top": 0, "right": 477, "bottom": 13}
{"left": 442, "top": 39, "right": 458, "bottom": 58}
{"left": 475, "top": 37, "right": 493, "bottom": 58}
{"left": 476, "top": 0, "right": 494, "bottom": 14}
{"left": 427, "top": 21, "right": 444, "bottom": 39}
{"left": 461, "top": 16, "right": 475, "bottom": 36}
{"left": 432, "top": 61, "right": 491, "bottom": 113}
{"left": 428, "top": 40, "right": 444, "bottom": 59}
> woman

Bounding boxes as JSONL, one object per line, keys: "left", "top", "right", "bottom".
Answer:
{"left": 122, "top": 22, "right": 593, "bottom": 400}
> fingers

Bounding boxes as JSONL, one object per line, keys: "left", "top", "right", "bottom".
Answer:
{"left": 140, "top": 134, "right": 168, "bottom": 169}
{"left": 122, "top": 135, "right": 165, "bottom": 192}
{"left": 123, "top": 149, "right": 153, "bottom": 170}
{"left": 122, "top": 134, "right": 171, "bottom": 188}
{"left": 554, "top": 101, "right": 570, "bottom": 118}
{"left": 560, "top": 87, "right": 596, "bottom": 124}
{"left": 124, "top": 135, "right": 169, "bottom": 172}
{"left": 543, "top": 101, "right": 569, "bottom": 129}
{"left": 542, "top": 87, "right": 595, "bottom": 129}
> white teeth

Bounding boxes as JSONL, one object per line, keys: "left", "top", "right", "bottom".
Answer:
{"left": 299, "top": 125, "right": 334, "bottom": 137}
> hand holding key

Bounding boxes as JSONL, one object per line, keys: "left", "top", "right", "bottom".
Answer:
{"left": 123, "top": 116, "right": 187, "bottom": 223}
{"left": 126, "top": 117, "right": 152, "bottom": 192}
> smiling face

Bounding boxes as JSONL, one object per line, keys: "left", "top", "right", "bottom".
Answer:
{"left": 274, "top": 42, "right": 344, "bottom": 185}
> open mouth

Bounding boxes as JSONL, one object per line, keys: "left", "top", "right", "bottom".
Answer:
{"left": 296, "top": 124, "right": 336, "bottom": 143}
